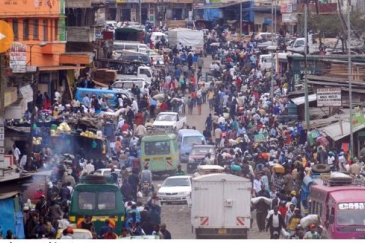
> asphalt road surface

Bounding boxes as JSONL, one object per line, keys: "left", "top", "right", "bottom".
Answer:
{"left": 153, "top": 56, "right": 270, "bottom": 239}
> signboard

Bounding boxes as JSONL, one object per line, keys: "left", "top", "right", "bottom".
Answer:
{"left": 339, "top": 203, "right": 365, "bottom": 210}
{"left": 352, "top": 113, "right": 365, "bottom": 128}
{"left": 1, "top": 0, "right": 60, "bottom": 16}
{"left": 316, "top": 88, "right": 342, "bottom": 107}
{"left": 282, "top": 13, "right": 298, "bottom": 23}
{"left": 9, "top": 42, "right": 27, "bottom": 73}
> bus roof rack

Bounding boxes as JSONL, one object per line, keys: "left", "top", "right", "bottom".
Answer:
{"left": 146, "top": 127, "right": 176, "bottom": 135}
{"left": 320, "top": 173, "right": 365, "bottom": 187}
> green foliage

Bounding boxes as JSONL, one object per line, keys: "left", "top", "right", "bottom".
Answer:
{"left": 297, "top": 10, "right": 365, "bottom": 38}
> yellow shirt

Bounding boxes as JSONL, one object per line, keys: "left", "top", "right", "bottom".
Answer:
{"left": 208, "top": 91, "right": 214, "bottom": 100}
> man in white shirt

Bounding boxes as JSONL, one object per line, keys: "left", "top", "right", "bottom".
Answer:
{"left": 253, "top": 175, "right": 262, "bottom": 197}
{"left": 217, "top": 115, "right": 225, "bottom": 125}
{"left": 12, "top": 144, "right": 21, "bottom": 165}
{"left": 131, "top": 98, "right": 139, "bottom": 114}
{"left": 85, "top": 161, "right": 95, "bottom": 174}
{"left": 266, "top": 206, "right": 286, "bottom": 239}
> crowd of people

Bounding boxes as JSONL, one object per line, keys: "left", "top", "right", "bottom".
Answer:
{"left": 10, "top": 23, "right": 365, "bottom": 240}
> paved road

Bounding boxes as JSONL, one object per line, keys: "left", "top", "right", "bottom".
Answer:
{"left": 153, "top": 56, "right": 271, "bottom": 239}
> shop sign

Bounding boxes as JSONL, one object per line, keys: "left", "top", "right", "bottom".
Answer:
{"left": 339, "top": 203, "right": 365, "bottom": 210}
{"left": 9, "top": 42, "right": 27, "bottom": 73}
{"left": 352, "top": 113, "right": 365, "bottom": 128}
{"left": 316, "top": 88, "right": 342, "bottom": 107}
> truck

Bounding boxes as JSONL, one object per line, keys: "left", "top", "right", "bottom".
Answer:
{"left": 191, "top": 174, "right": 252, "bottom": 239}
{"left": 168, "top": 28, "right": 204, "bottom": 55}
{"left": 152, "top": 112, "right": 186, "bottom": 132}
{"left": 287, "top": 33, "right": 320, "bottom": 54}
{"left": 117, "top": 65, "right": 153, "bottom": 84}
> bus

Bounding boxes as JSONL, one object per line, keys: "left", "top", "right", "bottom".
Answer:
{"left": 307, "top": 176, "right": 365, "bottom": 239}
{"left": 115, "top": 27, "right": 145, "bottom": 43}
{"left": 69, "top": 175, "right": 125, "bottom": 235}
{"left": 140, "top": 133, "right": 179, "bottom": 176}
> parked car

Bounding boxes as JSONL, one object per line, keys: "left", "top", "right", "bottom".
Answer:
{"left": 187, "top": 145, "right": 216, "bottom": 174}
{"left": 56, "top": 229, "right": 93, "bottom": 239}
{"left": 153, "top": 112, "right": 186, "bottom": 132}
{"left": 157, "top": 176, "right": 192, "bottom": 205}
{"left": 95, "top": 168, "right": 123, "bottom": 186}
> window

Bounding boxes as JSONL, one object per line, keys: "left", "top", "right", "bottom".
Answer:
{"left": 33, "top": 19, "right": 39, "bottom": 40}
{"left": 162, "top": 178, "right": 190, "bottom": 187}
{"left": 23, "top": 19, "right": 29, "bottom": 40}
{"left": 183, "top": 136, "right": 205, "bottom": 146}
{"left": 144, "top": 141, "right": 171, "bottom": 155}
{"left": 78, "top": 192, "right": 96, "bottom": 210}
{"left": 13, "top": 20, "right": 18, "bottom": 40}
{"left": 98, "top": 192, "right": 116, "bottom": 210}
{"left": 55, "top": 19, "right": 58, "bottom": 40}
{"left": 43, "top": 20, "right": 48, "bottom": 41}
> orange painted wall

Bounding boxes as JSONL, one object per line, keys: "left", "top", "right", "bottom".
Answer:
{"left": 3, "top": 18, "right": 65, "bottom": 67}
{"left": 0, "top": 0, "right": 60, "bottom": 17}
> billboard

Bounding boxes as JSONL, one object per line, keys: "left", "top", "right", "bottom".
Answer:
{"left": 316, "top": 88, "right": 342, "bottom": 107}
{"left": 1, "top": 0, "right": 60, "bottom": 16}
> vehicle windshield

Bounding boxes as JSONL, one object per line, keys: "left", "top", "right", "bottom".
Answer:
{"left": 78, "top": 191, "right": 116, "bottom": 210}
{"left": 191, "top": 147, "right": 214, "bottom": 156}
{"left": 337, "top": 210, "right": 365, "bottom": 225}
{"left": 183, "top": 136, "right": 205, "bottom": 146}
{"left": 144, "top": 140, "right": 171, "bottom": 155}
{"left": 155, "top": 114, "right": 176, "bottom": 121}
{"left": 113, "top": 81, "right": 143, "bottom": 89}
{"left": 162, "top": 178, "right": 190, "bottom": 187}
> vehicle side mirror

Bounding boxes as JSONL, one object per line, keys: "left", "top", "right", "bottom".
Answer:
{"left": 157, "top": 184, "right": 162, "bottom": 188}
{"left": 328, "top": 215, "right": 334, "bottom": 224}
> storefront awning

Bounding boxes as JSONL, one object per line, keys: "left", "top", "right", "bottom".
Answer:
{"left": 59, "top": 52, "right": 95, "bottom": 65}
{"left": 321, "top": 120, "right": 365, "bottom": 141}
{"left": 39, "top": 66, "right": 86, "bottom": 71}
{"left": 290, "top": 94, "right": 317, "bottom": 105}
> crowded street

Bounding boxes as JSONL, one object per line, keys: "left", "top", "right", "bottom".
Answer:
{"left": 2, "top": 0, "right": 365, "bottom": 239}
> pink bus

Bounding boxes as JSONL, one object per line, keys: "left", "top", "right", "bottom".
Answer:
{"left": 308, "top": 184, "right": 365, "bottom": 239}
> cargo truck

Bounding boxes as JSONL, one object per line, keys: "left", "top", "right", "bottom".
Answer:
{"left": 191, "top": 174, "right": 251, "bottom": 239}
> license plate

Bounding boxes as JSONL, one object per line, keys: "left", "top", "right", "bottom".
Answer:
{"left": 218, "top": 229, "right": 227, "bottom": 235}
{"left": 153, "top": 157, "right": 163, "bottom": 160}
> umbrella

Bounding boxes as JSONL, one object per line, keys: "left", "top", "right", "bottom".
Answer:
{"left": 210, "top": 42, "right": 220, "bottom": 47}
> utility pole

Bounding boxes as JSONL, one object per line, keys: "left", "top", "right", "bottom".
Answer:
{"left": 270, "top": 0, "right": 274, "bottom": 99}
{"left": 139, "top": 0, "right": 142, "bottom": 24}
{"left": 304, "top": 2, "right": 310, "bottom": 134}
{"left": 0, "top": 54, "right": 5, "bottom": 169}
{"left": 347, "top": 0, "right": 353, "bottom": 156}
{"left": 240, "top": 0, "right": 242, "bottom": 37}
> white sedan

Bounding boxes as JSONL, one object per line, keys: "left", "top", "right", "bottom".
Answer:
{"left": 157, "top": 176, "right": 192, "bottom": 205}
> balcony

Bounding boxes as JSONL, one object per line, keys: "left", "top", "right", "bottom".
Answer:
{"left": 66, "top": 27, "right": 95, "bottom": 43}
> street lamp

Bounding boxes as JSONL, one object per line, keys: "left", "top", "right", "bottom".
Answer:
{"left": 28, "top": 41, "right": 47, "bottom": 66}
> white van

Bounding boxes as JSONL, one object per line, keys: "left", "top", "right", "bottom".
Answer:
{"left": 113, "top": 42, "right": 150, "bottom": 55}
{"left": 112, "top": 77, "right": 148, "bottom": 91}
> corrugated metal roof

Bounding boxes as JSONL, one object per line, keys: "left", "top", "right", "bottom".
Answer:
{"left": 321, "top": 120, "right": 365, "bottom": 141}
{"left": 291, "top": 94, "right": 317, "bottom": 105}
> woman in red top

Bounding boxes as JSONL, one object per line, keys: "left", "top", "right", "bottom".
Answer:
{"left": 135, "top": 111, "right": 143, "bottom": 126}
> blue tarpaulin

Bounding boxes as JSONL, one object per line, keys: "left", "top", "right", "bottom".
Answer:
{"left": 203, "top": 8, "right": 222, "bottom": 21}
{"left": 0, "top": 198, "right": 15, "bottom": 238}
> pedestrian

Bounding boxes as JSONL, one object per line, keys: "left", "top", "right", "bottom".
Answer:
{"left": 266, "top": 206, "right": 286, "bottom": 239}
{"left": 12, "top": 144, "right": 21, "bottom": 165}
{"left": 255, "top": 198, "right": 270, "bottom": 232}
{"left": 160, "top": 223, "right": 172, "bottom": 239}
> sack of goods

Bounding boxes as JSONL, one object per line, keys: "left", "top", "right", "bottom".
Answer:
{"left": 300, "top": 214, "right": 320, "bottom": 229}
{"left": 251, "top": 196, "right": 272, "bottom": 205}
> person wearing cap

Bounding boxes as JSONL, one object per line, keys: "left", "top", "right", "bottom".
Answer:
{"left": 285, "top": 203, "right": 295, "bottom": 225}
{"left": 317, "top": 225, "right": 328, "bottom": 239}
{"left": 174, "top": 164, "right": 185, "bottom": 176}
{"left": 290, "top": 191, "right": 298, "bottom": 207}
{"left": 304, "top": 224, "right": 319, "bottom": 239}
{"left": 287, "top": 208, "right": 302, "bottom": 235}
{"left": 60, "top": 227, "right": 73, "bottom": 239}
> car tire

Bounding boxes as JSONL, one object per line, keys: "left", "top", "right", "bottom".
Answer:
{"left": 312, "top": 164, "right": 331, "bottom": 174}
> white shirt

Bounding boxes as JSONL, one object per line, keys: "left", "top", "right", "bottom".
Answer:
{"left": 85, "top": 163, "right": 95, "bottom": 174}
{"left": 217, "top": 116, "right": 225, "bottom": 124}
{"left": 67, "top": 186, "right": 74, "bottom": 195}
{"left": 131, "top": 100, "right": 139, "bottom": 113}
{"left": 118, "top": 97, "right": 124, "bottom": 108}
{"left": 271, "top": 213, "right": 280, "bottom": 227}
{"left": 20, "top": 155, "right": 27, "bottom": 169}
{"left": 13, "top": 147, "right": 21, "bottom": 160}
{"left": 253, "top": 179, "right": 262, "bottom": 194}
